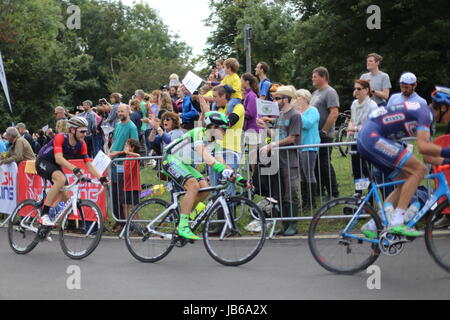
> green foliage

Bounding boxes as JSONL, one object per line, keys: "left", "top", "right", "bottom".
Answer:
{"left": 0, "top": 0, "right": 192, "bottom": 132}
{"left": 107, "top": 56, "right": 191, "bottom": 101}
{"left": 205, "top": 0, "right": 450, "bottom": 110}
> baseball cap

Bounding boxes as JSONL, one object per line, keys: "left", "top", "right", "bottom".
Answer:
{"left": 400, "top": 72, "right": 417, "bottom": 85}
{"left": 16, "top": 123, "right": 26, "bottom": 129}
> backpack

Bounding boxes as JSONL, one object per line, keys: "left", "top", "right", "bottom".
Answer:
{"left": 260, "top": 78, "right": 273, "bottom": 101}
{"left": 261, "top": 79, "right": 282, "bottom": 102}
{"left": 93, "top": 112, "right": 104, "bottom": 137}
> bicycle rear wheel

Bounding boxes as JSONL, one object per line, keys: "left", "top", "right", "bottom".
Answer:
{"left": 8, "top": 200, "right": 40, "bottom": 255}
{"left": 124, "top": 198, "right": 177, "bottom": 263}
{"left": 308, "top": 197, "right": 382, "bottom": 274}
{"left": 59, "top": 200, "right": 104, "bottom": 260}
{"left": 337, "top": 126, "right": 350, "bottom": 157}
{"left": 425, "top": 200, "right": 450, "bottom": 272}
{"left": 203, "top": 196, "right": 266, "bottom": 266}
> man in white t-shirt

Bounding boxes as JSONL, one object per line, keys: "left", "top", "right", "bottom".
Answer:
{"left": 360, "top": 53, "right": 392, "bottom": 106}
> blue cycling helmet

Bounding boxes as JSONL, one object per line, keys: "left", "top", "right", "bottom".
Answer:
{"left": 432, "top": 87, "right": 450, "bottom": 108}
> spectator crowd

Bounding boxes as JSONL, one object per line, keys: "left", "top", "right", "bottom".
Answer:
{"left": 4, "top": 53, "right": 436, "bottom": 236}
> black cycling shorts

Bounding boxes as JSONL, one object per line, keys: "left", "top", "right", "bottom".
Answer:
{"left": 35, "top": 157, "right": 67, "bottom": 185}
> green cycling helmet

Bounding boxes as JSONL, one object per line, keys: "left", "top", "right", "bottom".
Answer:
{"left": 205, "top": 111, "right": 229, "bottom": 129}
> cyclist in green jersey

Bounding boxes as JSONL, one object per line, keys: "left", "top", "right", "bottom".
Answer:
{"left": 162, "top": 111, "right": 251, "bottom": 240}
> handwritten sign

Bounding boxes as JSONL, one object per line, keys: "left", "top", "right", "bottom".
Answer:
{"left": 182, "top": 71, "right": 204, "bottom": 94}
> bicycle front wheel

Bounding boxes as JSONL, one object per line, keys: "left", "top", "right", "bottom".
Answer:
{"left": 59, "top": 200, "right": 104, "bottom": 260}
{"left": 308, "top": 197, "right": 382, "bottom": 274}
{"left": 8, "top": 200, "right": 41, "bottom": 255}
{"left": 203, "top": 196, "right": 266, "bottom": 266}
{"left": 125, "top": 198, "right": 177, "bottom": 263}
{"left": 425, "top": 199, "right": 450, "bottom": 272}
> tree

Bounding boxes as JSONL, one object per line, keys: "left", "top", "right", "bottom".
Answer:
{"left": 0, "top": 0, "right": 89, "bottom": 131}
{"left": 0, "top": 0, "right": 193, "bottom": 132}
{"left": 107, "top": 56, "right": 191, "bottom": 101}
{"left": 204, "top": 0, "right": 294, "bottom": 81}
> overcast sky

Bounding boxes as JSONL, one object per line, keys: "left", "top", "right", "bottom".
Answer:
{"left": 120, "top": 0, "right": 212, "bottom": 57}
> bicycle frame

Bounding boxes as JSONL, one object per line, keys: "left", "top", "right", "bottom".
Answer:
{"left": 341, "top": 170, "right": 450, "bottom": 245}
{"left": 143, "top": 182, "right": 234, "bottom": 240}
{"left": 16, "top": 178, "right": 103, "bottom": 236}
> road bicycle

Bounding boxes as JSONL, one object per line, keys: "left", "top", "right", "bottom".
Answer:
{"left": 308, "top": 165, "right": 450, "bottom": 274}
{"left": 335, "top": 110, "right": 352, "bottom": 157}
{"left": 124, "top": 180, "right": 266, "bottom": 266}
{"left": 8, "top": 177, "right": 105, "bottom": 260}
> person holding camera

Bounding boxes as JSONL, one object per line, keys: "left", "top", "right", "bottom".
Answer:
{"left": 180, "top": 85, "right": 200, "bottom": 130}
{"left": 104, "top": 93, "right": 122, "bottom": 129}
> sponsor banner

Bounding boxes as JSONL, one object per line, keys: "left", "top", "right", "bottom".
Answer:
{"left": 0, "top": 163, "right": 18, "bottom": 215}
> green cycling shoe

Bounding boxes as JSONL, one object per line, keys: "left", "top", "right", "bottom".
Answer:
{"left": 177, "top": 225, "right": 201, "bottom": 240}
{"left": 361, "top": 228, "right": 378, "bottom": 240}
{"left": 389, "top": 224, "right": 421, "bottom": 237}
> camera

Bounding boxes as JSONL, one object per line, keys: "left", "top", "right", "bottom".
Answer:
{"left": 99, "top": 98, "right": 108, "bottom": 105}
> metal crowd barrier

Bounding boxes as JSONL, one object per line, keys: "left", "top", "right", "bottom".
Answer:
{"left": 108, "top": 155, "right": 165, "bottom": 239}
{"left": 105, "top": 138, "right": 430, "bottom": 239}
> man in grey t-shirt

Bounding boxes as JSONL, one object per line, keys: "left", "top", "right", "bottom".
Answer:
{"left": 258, "top": 86, "right": 302, "bottom": 236}
{"left": 360, "top": 53, "right": 392, "bottom": 106}
{"left": 310, "top": 67, "right": 339, "bottom": 199}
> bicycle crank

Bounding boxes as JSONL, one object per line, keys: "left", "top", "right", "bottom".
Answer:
{"left": 37, "top": 226, "right": 52, "bottom": 241}
{"left": 378, "top": 231, "right": 409, "bottom": 257}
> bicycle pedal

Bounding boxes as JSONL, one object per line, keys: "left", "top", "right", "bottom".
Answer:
{"left": 188, "top": 239, "right": 194, "bottom": 244}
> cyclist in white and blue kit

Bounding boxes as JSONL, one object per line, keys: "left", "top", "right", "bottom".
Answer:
{"left": 357, "top": 72, "right": 450, "bottom": 237}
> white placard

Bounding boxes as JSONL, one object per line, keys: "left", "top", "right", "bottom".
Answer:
{"left": 0, "top": 163, "right": 18, "bottom": 215}
{"left": 42, "top": 125, "right": 49, "bottom": 132}
{"left": 92, "top": 151, "right": 111, "bottom": 175}
{"left": 256, "top": 99, "right": 280, "bottom": 116}
{"left": 182, "top": 71, "right": 204, "bottom": 94}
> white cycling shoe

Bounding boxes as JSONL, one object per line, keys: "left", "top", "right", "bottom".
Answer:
{"left": 39, "top": 215, "right": 56, "bottom": 227}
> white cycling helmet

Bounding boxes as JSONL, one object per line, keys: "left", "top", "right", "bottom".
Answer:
{"left": 67, "top": 117, "right": 88, "bottom": 129}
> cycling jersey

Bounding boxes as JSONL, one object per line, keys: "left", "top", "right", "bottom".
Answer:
{"left": 162, "top": 127, "right": 225, "bottom": 188}
{"left": 38, "top": 133, "right": 91, "bottom": 164}
{"left": 357, "top": 92, "right": 433, "bottom": 179}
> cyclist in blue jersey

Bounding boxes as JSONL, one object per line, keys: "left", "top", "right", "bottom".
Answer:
{"left": 357, "top": 72, "right": 450, "bottom": 237}
{"left": 36, "top": 117, "right": 109, "bottom": 226}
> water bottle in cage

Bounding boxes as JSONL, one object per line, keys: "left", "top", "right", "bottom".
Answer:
{"left": 139, "top": 184, "right": 166, "bottom": 198}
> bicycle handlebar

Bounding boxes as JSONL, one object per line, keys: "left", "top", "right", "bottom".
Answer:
{"left": 62, "top": 176, "right": 105, "bottom": 198}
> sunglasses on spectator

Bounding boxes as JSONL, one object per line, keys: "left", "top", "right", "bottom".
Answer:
{"left": 354, "top": 87, "right": 364, "bottom": 91}
{"left": 78, "top": 129, "right": 88, "bottom": 134}
{"left": 274, "top": 96, "right": 287, "bottom": 101}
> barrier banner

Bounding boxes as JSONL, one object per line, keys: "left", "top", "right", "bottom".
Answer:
{"left": 0, "top": 163, "right": 18, "bottom": 215}
{"left": 17, "top": 160, "right": 107, "bottom": 221}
